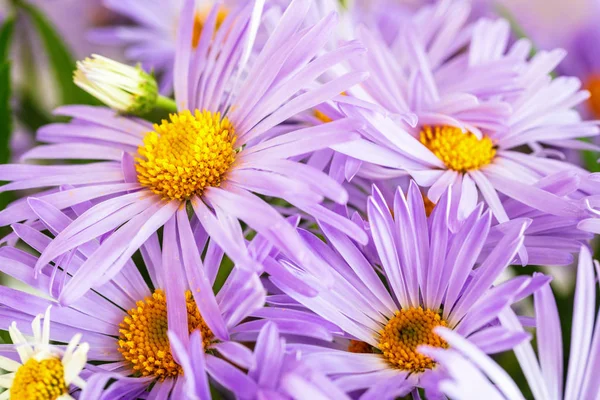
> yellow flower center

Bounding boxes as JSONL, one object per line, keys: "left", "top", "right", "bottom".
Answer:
{"left": 10, "top": 358, "right": 68, "bottom": 400}
{"left": 118, "top": 289, "right": 214, "bottom": 379}
{"left": 192, "top": 6, "right": 228, "bottom": 48}
{"left": 136, "top": 110, "right": 237, "bottom": 201}
{"left": 419, "top": 125, "right": 496, "bottom": 172}
{"left": 378, "top": 307, "right": 449, "bottom": 373}
{"left": 585, "top": 75, "right": 600, "bottom": 118}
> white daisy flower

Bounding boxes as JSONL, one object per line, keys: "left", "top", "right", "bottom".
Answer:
{"left": 0, "top": 307, "right": 88, "bottom": 400}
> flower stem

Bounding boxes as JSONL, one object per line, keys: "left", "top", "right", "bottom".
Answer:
{"left": 155, "top": 96, "right": 178, "bottom": 113}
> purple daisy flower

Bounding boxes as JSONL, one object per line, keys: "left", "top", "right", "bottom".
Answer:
{"left": 485, "top": 171, "right": 599, "bottom": 266}
{"left": 0, "top": 307, "right": 89, "bottom": 400}
{"left": 349, "top": 0, "right": 435, "bottom": 46}
{"left": 0, "top": 198, "right": 273, "bottom": 399}
{"left": 265, "top": 182, "right": 547, "bottom": 396}
{"left": 167, "top": 321, "right": 351, "bottom": 400}
{"left": 330, "top": 0, "right": 598, "bottom": 226}
{"left": 422, "top": 245, "right": 600, "bottom": 400}
{"left": 562, "top": 20, "right": 600, "bottom": 119}
{"left": 418, "top": 327, "right": 529, "bottom": 400}
{"left": 0, "top": 0, "right": 368, "bottom": 304}
{"left": 487, "top": 0, "right": 600, "bottom": 118}
{"left": 89, "top": 0, "right": 247, "bottom": 93}
{"left": 338, "top": 170, "right": 598, "bottom": 266}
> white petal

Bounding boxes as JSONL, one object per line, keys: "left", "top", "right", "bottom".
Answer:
{"left": 70, "top": 376, "right": 87, "bottom": 390}
{"left": 0, "top": 356, "right": 21, "bottom": 372}
{"left": 31, "top": 313, "right": 42, "bottom": 346}
{"left": 42, "top": 306, "right": 52, "bottom": 347}
{"left": 0, "top": 373, "right": 15, "bottom": 388}
{"left": 63, "top": 343, "right": 89, "bottom": 386}
{"left": 61, "top": 333, "right": 82, "bottom": 365}
{"left": 9, "top": 325, "right": 32, "bottom": 363}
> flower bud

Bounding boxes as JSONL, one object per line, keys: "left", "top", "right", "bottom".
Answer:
{"left": 74, "top": 55, "right": 158, "bottom": 115}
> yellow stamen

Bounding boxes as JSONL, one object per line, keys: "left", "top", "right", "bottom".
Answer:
{"left": 10, "top": 358, "right": 68, "bottom": 400}
{"left": 348, "top": 340, "right": 372, "bottom": 354}
{"left": 312, "top": 92, "right": 346, "bottom": 124}
{"left": 585, "top": 75, "right": 600, "bottom": 118}
{"left": 192, "top": 6, "right": 229, "bottom": 48}
{"left": 136, "top": 110, "right": 237, "bottom": 201}
{"left": 118, "top": 289, "right": 214, "bottom": 379}
{"left": 378, "top": 307, "right": 448, "bottom": 373}
{"left": 419, "top": 125, "right": 495, "bottom": 172}
{"left": 422, "top": 192, "right": 436, "bottom": 217}
{"left": 314, "top": 109, "right": 333, "bottom": 124}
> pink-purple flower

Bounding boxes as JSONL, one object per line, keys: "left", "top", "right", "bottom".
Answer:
{"left": 262, "top": 183, "right": 547, "bottom": 396}
{"left": 0, "top": 0, "right": 368, "bottom": 304}
{"left": 422, "top": 246, "right": 600, "bottom": 400}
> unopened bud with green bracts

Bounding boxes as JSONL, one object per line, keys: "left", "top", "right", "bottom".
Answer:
{"left": 74, "top": 54, "right": 164, "bottom": 115}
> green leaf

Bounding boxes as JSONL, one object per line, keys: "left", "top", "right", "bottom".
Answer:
{"left": 0, "top": 17, "right": 13, "bottom": 166}
{"left": 17, "top": 1, "right": 99, "bottom": 105}
{"left": 0, "top": 62, "right": 11, "bottom": 166}
{"left": 581, "top": 139, "right": 600, "bottom": 173}
{"left": 0, "top": 17, "right": 14, "bottom": 166}
{"left": 0, "top": 18, "right": 14, "bottom": 215}
{"left": 0, "top": 330, "right": 11, "bottom": 345}
{"left": 15, "top": 91, "right": 53, "bottom": 132}
{"left": 0, "top": 17, "right": 14, "bottom": 62}
{"left": 0, "top": 62, "right": 13, "bottom": 211}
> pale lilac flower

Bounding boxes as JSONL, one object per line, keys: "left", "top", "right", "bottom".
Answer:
{"left": 418, "top": 327, "right": 528, "bottom": 400}
{"left": 0, "top": 307, "right": 89, "bottom": 400}
{"left": 489, "top": 0, "right": 600, "bottom": 120}
{"left": 265, "top": 182, "right": 547, "bottom": 396}
{"left": 422, "top": 245, "right": 600, "bottom": 400}
{"left": 0, "top": 0, "right": 368, "bottom": 304}
{"left": 90, "top": 0, "right": 244, "bottom": 93}
{"left": 483, "top": 171, "right": 596, "bottom": 266}
{"left": 0, "top": 199, "right": 280, "bottom": 399}
{"left": 331, "top": 0, "right": 598, "bottom": 226}
{"left": 169, "top": 321, "right": 350, "bottom": 400}
{"left": 341, "top": 171, "right": 597, "bottom": 266}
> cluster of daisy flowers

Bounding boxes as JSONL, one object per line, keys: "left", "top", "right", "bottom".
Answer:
{"left": 1, "top": 0, "right": 600, "bottom": 399}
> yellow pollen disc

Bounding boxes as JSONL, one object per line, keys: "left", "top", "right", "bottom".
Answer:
{"left": 419, "top": 125, "right": 496, "bottom": 172}
{"left": 118, "top": 289, "right": 214, "bottom": 379}
{"left": 136, "top": 110, "right": 237, "bottom": 201}
{"left": 10, "top": 358, "right": 68, "bottom": 400}
{"left": 348, "top": 340, "right": 372, "bottom": 354}
{"left": 192, "top": 6, "right": 228, "bottom": 48}
{"left": 378, "top": 307, "right": 449, "bottom": 373}
{"left": 585, "top": 75, "right": 600, "bottom": 118}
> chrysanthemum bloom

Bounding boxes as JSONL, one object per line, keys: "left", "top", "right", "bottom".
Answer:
{"left": 0, "top": 307, "right": 89, "bottom": 400}
{"left": 417, "top": 327, "right": 528, "bottom": 400}
{"left": 422, "top": 246, "right": 600, "bottom": 400}
{"left": 167, "top": 321, "right": 351, "bottom": 400}
{"left": 486, "top": 0, "right": 600, "bottom": 119}
{"left": 0, "top": 199, "right": 316, "bottom": 398}
{"left": 266, "top": 183, "right": 547, "bottom": 396}
{"left": 476, "top": 171, "right": 598, "bottom": 266}
{"left": 331, "top": 0, "right": 597, "bottom": 225}
{"left": 0, "top": 0, "right": 368, "bottom": 304}
{"left": 339, "top": 170, "right": 597, "bottom": 267}
{"left": 89, "top": 0, "right": 241, "bottom": 93}
{"left": 559, "top": 10, "right": 600, "bottom": 120}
